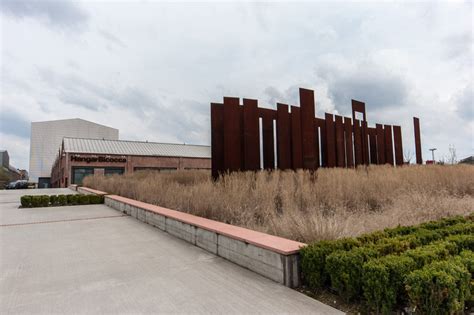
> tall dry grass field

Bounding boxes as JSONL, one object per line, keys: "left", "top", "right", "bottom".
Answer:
{"left": 84, "top": 165, "right": 474, "bottom": 243}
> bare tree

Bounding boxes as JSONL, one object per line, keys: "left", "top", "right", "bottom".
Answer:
{"left": 448, "top": 144, "right": 457, "bottom": 164}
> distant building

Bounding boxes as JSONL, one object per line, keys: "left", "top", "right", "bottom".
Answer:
{"left": 50, "top": 137, "right": 211, "bottom": 187}
{"left": 29, "top": 118, "right": 119, "bottom": 187}
{"left": 459, "top": 156, "right": 474, "bottom": 165}
{"left": 0, "top": 150, "right": 22, "bottom": 187}
{"left": 0, "top": 150, "right": 10, "bottom": 168}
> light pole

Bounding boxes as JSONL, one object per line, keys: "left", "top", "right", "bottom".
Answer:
{"left": 429, "top": 148, "right": 437, "bottom": 163}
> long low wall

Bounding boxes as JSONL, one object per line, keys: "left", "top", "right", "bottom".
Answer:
{"left": 73, "top": 187, "right": 305, "bottom": 287}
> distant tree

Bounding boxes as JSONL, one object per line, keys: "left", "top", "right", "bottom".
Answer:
{"left": 448, "top": 145, "right": 457, "bottom": 164}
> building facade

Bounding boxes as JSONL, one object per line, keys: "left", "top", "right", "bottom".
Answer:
{"left": 29, "top": 118, "right": 119, "bottom": 187}
{"left": 51, "top": 137, "right": 211, "bottom": 187}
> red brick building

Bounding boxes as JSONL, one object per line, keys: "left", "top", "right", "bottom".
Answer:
{"left": 51, "top": 137, "right": 211, "bottom": 187}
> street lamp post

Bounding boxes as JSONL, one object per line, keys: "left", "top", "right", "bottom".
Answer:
{"left": 429, "top": 148, "right": 437, "bottom": 163}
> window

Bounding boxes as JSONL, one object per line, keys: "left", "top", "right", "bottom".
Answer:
{"left": 72, "top": 167, "right": 94, "bottom": 185}
{"left": 104, "top": 167, "right": 124, "bottom": 176}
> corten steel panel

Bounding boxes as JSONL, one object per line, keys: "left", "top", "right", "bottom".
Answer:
{"left": 376, "top": 123, "right": 386, "bottom": 165}
{"left": 393, "top": 125, "right": 404, "bottom": 166}
{"left": 368, "top": 127, "right": 378, "bottom": 165}
{"left": 290, "top": 106, "right": 303, "bottom": 169}
{"left": 258, "top": 108, "right": 277, "bottom": 120}
{"left": 344, "top": 117, "right": 354, "bottom": 168}
{"left": 211, "top": 103, "right": 224, "bottom": 179}
{"left": 335, "top": 115, "right": 345, "bottom": 167}
{"left": 243, "top": 99, "right": 260, "bottom": 170}
{"left": 299, "top": 88, "right": 317, "bottom": 170}
{"left": 325, "top": 113, "right": 336, "bottom": 167}
{"left": 414, "top": 117, "right": 422, "bottom": 164}
{"left": 223, "top": 97, "right": 242, "bottom": 171}
{"left": 352, "top": 100, "right": 367, "bottom": 122}
{"left": 262, "top": 112, "right": 275, "bottom": 169}
{"left": 353, "top": 119, "right": 363, "bottom": 166}
{"left": 316, "top": 118, "right": 326, "bottom": 167}
{"left": 277, "top": 103, "right": 292, "bottom": 169}
{"left": 362, "top": 121, "right": 369, "bottom": 166}
{"left": 384, "top": 125, "right": 394, "bottom": 166}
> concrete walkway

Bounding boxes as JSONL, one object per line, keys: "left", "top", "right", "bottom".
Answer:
{"left": 0, "top": 189, "right": 343, "bottom": 314}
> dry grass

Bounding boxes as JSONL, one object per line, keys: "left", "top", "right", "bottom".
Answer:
{"left": 83, "top": 165, "right": 474, "bottom": 243}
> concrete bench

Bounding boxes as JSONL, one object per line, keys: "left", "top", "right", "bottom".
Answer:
{"left": 104, "top": 194, "right": 305, "bottom": 287}
{"left": 77, "top": 187, "right": 108, "bottom": 196}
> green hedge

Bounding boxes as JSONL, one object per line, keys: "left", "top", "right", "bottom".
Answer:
{"left": 300, "top": 214, "right": 474, "bottom": 313}
{"left": 20, "top": 194, "right": 104, "bottom": 208}
{"left": 405, "top": 257, "right": 471, "bottom": 314}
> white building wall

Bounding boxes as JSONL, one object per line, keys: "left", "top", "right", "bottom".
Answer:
{"left": 29, "top": 119, "right": 119, "bottom": 182}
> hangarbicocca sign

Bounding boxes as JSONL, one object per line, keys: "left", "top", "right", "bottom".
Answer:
{"left": 70, "top": 155, "right": 126, "bottom": 163}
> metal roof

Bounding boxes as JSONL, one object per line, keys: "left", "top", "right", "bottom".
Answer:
{"left": 63, "top": 137, "right": 211, "bottom": 158}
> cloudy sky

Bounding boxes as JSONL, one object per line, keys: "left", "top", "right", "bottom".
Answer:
{"left": 1, "top": 0, "right": 472, "bottom": 170}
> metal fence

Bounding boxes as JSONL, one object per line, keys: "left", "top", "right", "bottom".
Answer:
{"left": 211, "top": 88, "right": 422, "bottom": 179}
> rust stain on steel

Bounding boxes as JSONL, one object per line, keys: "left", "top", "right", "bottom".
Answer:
{"left": 414, "top": 117, "right": 422, "bottom": 164}
{"left": 210, "top": 87, "right": 421, "bottom": 176}
{"left": 384, "top": 125, "right": 394, "bottom": 166}
{"left": 277, "top": 103, "right": 291, "bottom": 169}
{"left": 362, "top": 121, "right": 370, "bottom": 165}
{"left": 223, "top": 97, "right": 242, "bottom": 171}
{"left": 393, "top": 125, "right": 404, "bottom": 166}
{"left": 262, "top": 111, "right": 275, "bottom": 169}
{"left": 335, "top": 115, "right": 345, "bottom": 167}
{"left": 299, "top": 88, "right": 317, "bottom": 170}
{"left": 368, "top": 127, "right": 378, "bottom": 165}
{"left": 211, "top": 103, "right": 224, "bottom": 179}
{"left": 353, "top": 119, "right": 363, "bottom": 166}
{"left": 376, "top": 123, "right": 386, "bottom": 165}
{"left": 291, "top": 106, "right": 303, "bottom": 169}
{"left": 344, "top": 117, "right": 354, "bottom": 167}
{"left": 243, "top": 99, "right": 260, "bottom": 170}
{"left": 325, "top": 113, "right": 336, "bottom": 167}
{"left": 352, "top": 100, "right": 367, "bottom": 122}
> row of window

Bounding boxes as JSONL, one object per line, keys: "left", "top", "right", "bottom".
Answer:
{"left": 72, "top": 167, "right": 180, "bottom": 185}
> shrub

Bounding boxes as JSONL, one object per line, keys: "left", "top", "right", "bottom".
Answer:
{"left": 89, "top": 195, "right": 104, "bottom": 204}
{"left": 404, "top": 241, "right": 456, "bottom": 269}
{"left": 405, "top": 259, "right": 471, "bottom": 315}
{"left": 20, "top": 195, "right": 32, "bottom": 207}
{"left": 49, "top": 195, "right": 58, "bottom": 206}
{"left": 446, "top": 234, "right": 474, "bottom": 252}
{"left": 67, "top": 194, "right": 78, "bottom": 205}
{"left": 57, "top": 195, "right": 67, "bottom": 206}
{"left": 40, "top": 195, "right": 50, "bottom": 207}
{"left": 300, "top": 238, "right": 360, "bottom": 289}
{"left": 31, "top": 195, "right": 42, "bottom": 207}
{"left": 325, "top": 246, "right": 378, "bottom": 301}
{"left": 78, "top": 194, "right": 90, "bottom": 205}
{"left": 363, "top": 254, "right": 417, "bottom": 314}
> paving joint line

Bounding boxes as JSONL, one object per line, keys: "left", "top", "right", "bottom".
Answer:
{"left": 0, "top": 214, "right": 128, "bottom": 227}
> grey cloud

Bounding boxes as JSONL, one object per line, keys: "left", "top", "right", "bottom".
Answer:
{"left": 0, "top": 111, "right": 30, "bottom": 139}
{"left": 454, "top": 84, "right": 473, "bottom": 121}
{"left": 263, "top": 85, "right": 301, "bottom": 107}
{"left": 0, "top": 0, "right": 88, "bottom": 30}
{"left": 99, "top": 29, "right": 126, "bottom": 48}
{"left": 442, "top": 32, "right": 473, "bottom": 61}
{"left": 316, "top": 64, "right": 409, "bottom": 114}
{"left": 38, "top": 68, "right": 157, "bottom": 115}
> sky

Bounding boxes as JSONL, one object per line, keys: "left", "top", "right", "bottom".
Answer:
{"left": 0, "top": 0, "right": 472, "bottom": 171}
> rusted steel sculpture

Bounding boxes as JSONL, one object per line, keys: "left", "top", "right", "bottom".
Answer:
{"left": 211, "top": 88, "right": 422, "bottom": 179}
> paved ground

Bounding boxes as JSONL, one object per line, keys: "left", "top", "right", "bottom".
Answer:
{"left": 0, "top": 188, "right": 342, "bottom": 314}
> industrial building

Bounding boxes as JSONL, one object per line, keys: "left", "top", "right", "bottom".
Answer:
{"left": 50, "top": 137, "right": 211, "bottom": 187}
{"left": 29, "top": 118, "right": 118, "bottom": 187}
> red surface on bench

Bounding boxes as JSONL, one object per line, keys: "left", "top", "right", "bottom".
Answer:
{"left": 106, "top": 194, "right": 306, "bottom": 255}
